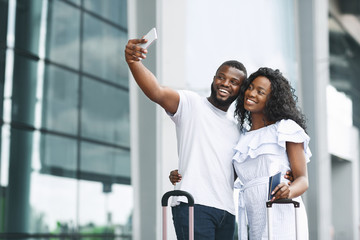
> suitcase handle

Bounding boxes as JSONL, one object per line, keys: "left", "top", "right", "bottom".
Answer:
{"left": 162, "top": 190, "right": 194, "bottom": 240}
{"left": 161, "top": 190, "right": 194, "bottom": 206}
{"left": 266, "top": 199, "right": 300, "bottom": 208}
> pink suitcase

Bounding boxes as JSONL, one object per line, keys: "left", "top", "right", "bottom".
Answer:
{"left": 161, "top": 190, "right": 194, "bottom": 240}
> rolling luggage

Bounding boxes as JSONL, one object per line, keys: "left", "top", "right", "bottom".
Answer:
{"left": 266, "top": 199, "right": 300, "bottom": 240}
{"left": 161, "top": 190, "right": 194, "bottom": 240}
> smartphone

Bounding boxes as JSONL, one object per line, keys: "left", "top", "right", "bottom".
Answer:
{"left": 139, "top": 28, "right": 157, "bottom": 49}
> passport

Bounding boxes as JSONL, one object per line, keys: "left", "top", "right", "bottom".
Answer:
{"left": 268, "top": 171, "right": 281, "bottom": 200}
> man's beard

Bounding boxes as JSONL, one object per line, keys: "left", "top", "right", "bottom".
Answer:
{"left": 209, "top": 83, "right": 237, "bottom": 109}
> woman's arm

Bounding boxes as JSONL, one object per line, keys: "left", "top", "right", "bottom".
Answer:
{"left": 271, "top": 141, "right": 308, "bottom": 200}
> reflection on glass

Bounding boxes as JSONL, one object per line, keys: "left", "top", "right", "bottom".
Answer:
{"left": 1, "top": 0, "right": 131, "bottom": 238}
{"left": 83, "top": 0, "right": 127, "bottom": 28}
{"left": 81, "top": 141, "right": 130, "bottom": 181}
{"left": 47, "top": 0, "right": 80, "bottom": 69}
{"left": 5, "top": 128, "right": 33, "bottom": 233}
{"left": 11, "top": 55, "right": 38, "bottom": 126}
{"left": 0, "top": 50, "right": 5, "bottom": 115}
{"left": 78, "top": 179, "right": 133, "bottom": 235}
{"left": 83, "top": 13, "right": 128, "bottom": 87}
{"left": 29, "top": 133, "right": 78, "bottom": 233}
{"left": 40, "top": 133, "right": 77, "bottom": 175}
{"left": 42, "top": 64, "right": 79, "bottom": 134}
{"left": 79, "top": 140, "right": 132, "bottom": 235}
{"left": 81, "top": 77, "right": 130, "bottom": 147}
{"left": 329, "top": 14, "right": 360, "bottom": 128}
{"left": 14, "top": 0, "right": 42, "bottom": 56}
{"left": 29, "top": 173, "right": 77, "bottom": 234}
{"left": 0, "top": 0, "right": 7, "bottom": 48}
{"left": 67, "top": 0, "right": 81, "bottom": 6}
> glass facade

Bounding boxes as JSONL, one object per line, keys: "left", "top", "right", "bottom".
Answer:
{"left": 0, "top": 0, "right": 132, "bottom": 239}
{"left": 328, "top": 0, "right": 360, "bottom": 239}
{"left": 329, "top": 1, "right": 360, "bottom": 129}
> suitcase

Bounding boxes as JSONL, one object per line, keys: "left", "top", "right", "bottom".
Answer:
{"left": 266, "top": 199, "right": 300, "bottom": 240}
{"left": 161, "top": 190, "right": 195, "bottom": 240}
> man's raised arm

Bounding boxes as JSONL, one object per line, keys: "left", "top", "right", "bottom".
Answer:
{"left": 125, "top": 39, "right": 179, "bottom": 114}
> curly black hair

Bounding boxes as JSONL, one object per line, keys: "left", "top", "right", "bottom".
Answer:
{"left": 234, "top": 67, "right": 307, "bottom": 132}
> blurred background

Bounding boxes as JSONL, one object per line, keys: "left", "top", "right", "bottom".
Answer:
{"left": 0, "top": 0, "right": 359, "bottom": 239}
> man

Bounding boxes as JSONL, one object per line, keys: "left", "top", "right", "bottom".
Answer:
{"left": 125, "top": 37, "right": 246, "bottom": 239}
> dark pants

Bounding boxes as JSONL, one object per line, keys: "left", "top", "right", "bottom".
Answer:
{"left": 171, "top": 202, "right": 235, "bottom": 240}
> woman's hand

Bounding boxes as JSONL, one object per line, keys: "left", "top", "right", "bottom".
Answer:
{"left": 284, "top": 170, "right": 294, "bottom": 184}
{"left": 271, "top": 182, "right": 291, "bottom": 201}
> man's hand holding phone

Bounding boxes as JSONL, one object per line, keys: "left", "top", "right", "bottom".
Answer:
{"left": 124, "top": 28, "right": 157, "bottom": 64}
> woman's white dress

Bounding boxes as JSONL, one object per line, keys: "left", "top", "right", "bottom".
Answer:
{"left": 233, "top": 119, "right": 311, "bottom": 240}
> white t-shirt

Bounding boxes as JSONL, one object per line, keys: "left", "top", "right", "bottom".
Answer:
{"left": 169, "top": 90, "right": 240, "bottom": 215}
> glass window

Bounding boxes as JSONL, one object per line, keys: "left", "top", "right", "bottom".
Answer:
{"left": 78, "top": 180, "right": 133, "bottom": 233}
{"left": 29, "top": 133, "right": 78, "bottom": 233}
{"left": 81, "top": 77, "right": 130, "bottom": 147}
{"left": 83, "top": 13, "right": 128, "bottom": 87}
{"left": 0, "top": 0, "right": 7, "bottom": 48}
{"left": 83, "top": 0, "right": 127, "bottom": 28}
{"left": 29, "top": 173, "right": 78, "bottom": 233}
{"left": 11, "top": 54, "right": 37, "bottom": 126}
{"left": 79, "top": 141, "right": 132, "bottom": 234}
{"left": 14, "top": 0, "right": 42, "bottom": 56}
{"left": 42, "top": 64, "right": 79, "bottom": 134}
{"left": 329, "top": 14, "right": 360, "bottom": 128}
{"left": 80, "top": 141, "right": 130, "bottom": 181}
{"left": 46, "top": 0, "right": 80, "bottom": 69}
{"left": 40, "top": 133, "right": 78, "bottom": 175}
{"left": 0, "top": 50, "right": 5, "bottom": 118}
{"left": 68, "top": 0, "right": 81, "bottom": 6}
{"left": 4, "top": 128, "right": 34, "bottom": 233}
{"left": 1, "top": 1, "right": 131, "bottom": 238}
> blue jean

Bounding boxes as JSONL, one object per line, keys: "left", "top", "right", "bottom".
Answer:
{"left": 171, "top": 202, "right": 235, "bottom": 240}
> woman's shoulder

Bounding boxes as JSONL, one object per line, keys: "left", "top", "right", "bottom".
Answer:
{"left": 276, "top": 119, "right": 309, "bottom": 142}
{"left": 233, "top": 119, "right": 311, "bottom": 163}
{"left": 276, "top": 119, "right": 305, "bottom": 132}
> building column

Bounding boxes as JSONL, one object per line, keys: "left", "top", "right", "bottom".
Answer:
{"left": 128, "top": 0, "right": 158, "bottom": 239}
{"left": 296, "top": 0, "right": 332, "bottom": 239}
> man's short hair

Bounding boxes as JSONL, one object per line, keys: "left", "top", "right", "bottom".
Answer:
{"left": 217, "top": 60, "right": 247, "bottom": 78}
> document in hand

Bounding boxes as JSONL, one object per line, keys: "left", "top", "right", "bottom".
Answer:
{"left": 268, "top": 171, "right": 281, "bottom": 200}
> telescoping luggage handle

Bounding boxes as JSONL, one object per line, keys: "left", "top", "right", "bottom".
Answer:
{"left": 266, "top": 199, "right": 300, "bottom": 240}
{"left": 161, "top": 190, "right": 194, "bottom": 240}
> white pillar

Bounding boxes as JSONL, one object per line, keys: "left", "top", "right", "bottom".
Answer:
{"left": 296, "top": 0, "right": 332, "bottom": 239}
{"left": 128, "top": 0, "right": 158, "bottom": 239}
{"left": 157, "top": 1, "right": 188, "bottom": 239}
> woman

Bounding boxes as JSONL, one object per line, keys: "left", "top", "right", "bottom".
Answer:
{"left": 233, "top": 67, "right": 311, "bottom": 240}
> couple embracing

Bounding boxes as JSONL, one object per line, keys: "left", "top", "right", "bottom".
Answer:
{"left": 125, "top": 38, "right": 310, "bottom": 240}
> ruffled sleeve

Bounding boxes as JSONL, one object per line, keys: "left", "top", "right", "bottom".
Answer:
{"left": 277, "top": 119, "right": 312, "bottom": 163}
{"left": 232, "top": 119, "right": 312, "bottom": 163}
